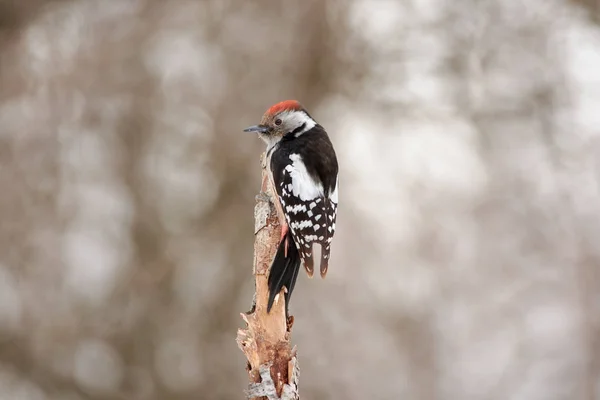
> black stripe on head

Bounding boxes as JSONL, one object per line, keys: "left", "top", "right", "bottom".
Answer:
{"left": 283, "top": 123, "right": 306, "bottom": 140}
{"left": 290, "top": 123, "right": 306, "bottom": 136}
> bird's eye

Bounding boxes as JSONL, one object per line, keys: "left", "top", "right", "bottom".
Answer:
{"left": 275, "top": 119, "right": 282, "bottom": 126}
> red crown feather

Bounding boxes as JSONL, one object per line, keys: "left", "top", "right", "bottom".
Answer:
{"left": 265, "top": 100, "right": 303, "bottom": 116}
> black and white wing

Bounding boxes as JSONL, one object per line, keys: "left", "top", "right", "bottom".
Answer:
{"left": 273, "top": 153, "right": 338, "bottom": 278}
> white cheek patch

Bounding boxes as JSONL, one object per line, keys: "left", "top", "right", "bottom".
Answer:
{"left": 288, "top": 153, "right": 324, "bottom": 201}
{"left": 279, "top": 110, "right": 316, "bottom": 136}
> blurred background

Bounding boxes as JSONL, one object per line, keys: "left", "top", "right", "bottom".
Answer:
{"left": 0, "top": 0, "right": 599, "bottom": 399}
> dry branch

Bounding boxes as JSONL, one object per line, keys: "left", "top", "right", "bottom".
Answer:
{"left": 236, "top": 153, "right": 299, "bottom": 400}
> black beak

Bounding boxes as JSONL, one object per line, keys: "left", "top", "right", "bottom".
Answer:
{"left": 243, "top": 124, "right": 270, "bottom": 133}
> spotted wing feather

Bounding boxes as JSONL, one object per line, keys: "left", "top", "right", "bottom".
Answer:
{"left": 276, "top": 164, "right": 337, "bottom": 278}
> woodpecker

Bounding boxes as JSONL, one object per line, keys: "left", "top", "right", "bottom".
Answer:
{"left": 244, "top": 100, "right": 339, "bottom": 312}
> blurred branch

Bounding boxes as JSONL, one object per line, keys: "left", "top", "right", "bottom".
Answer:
{"left": 570, "top": 0, "right": 600, "bottom": 24}
{"left": 0, "top": 0, "right": 69, "bottom": 36}
{"left": 236, "top": 153, "right": 299, "bottom": 400}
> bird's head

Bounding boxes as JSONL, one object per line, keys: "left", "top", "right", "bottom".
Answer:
{"left": 244, "top": 100, "right": 316, "bottom": 149}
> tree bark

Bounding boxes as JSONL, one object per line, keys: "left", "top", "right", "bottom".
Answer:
{"left": 236, "top": 153, "right": 299, "bottom": 400}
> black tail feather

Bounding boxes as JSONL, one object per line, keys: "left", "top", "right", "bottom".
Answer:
{"left": 267, "top": 230, "right": 301, "bottom": 313}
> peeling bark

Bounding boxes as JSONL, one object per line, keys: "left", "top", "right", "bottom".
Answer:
{"left": 236, "top": 153, "right": 299, "bottom": 400}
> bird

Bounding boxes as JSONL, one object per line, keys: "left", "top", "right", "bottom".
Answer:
{"left": 244, "top": 100, "right": 339, "bottom": 313}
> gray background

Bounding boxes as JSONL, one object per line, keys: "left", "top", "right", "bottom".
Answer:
{"left": 0, "top": 0, "right": 599, "bottom": 399}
